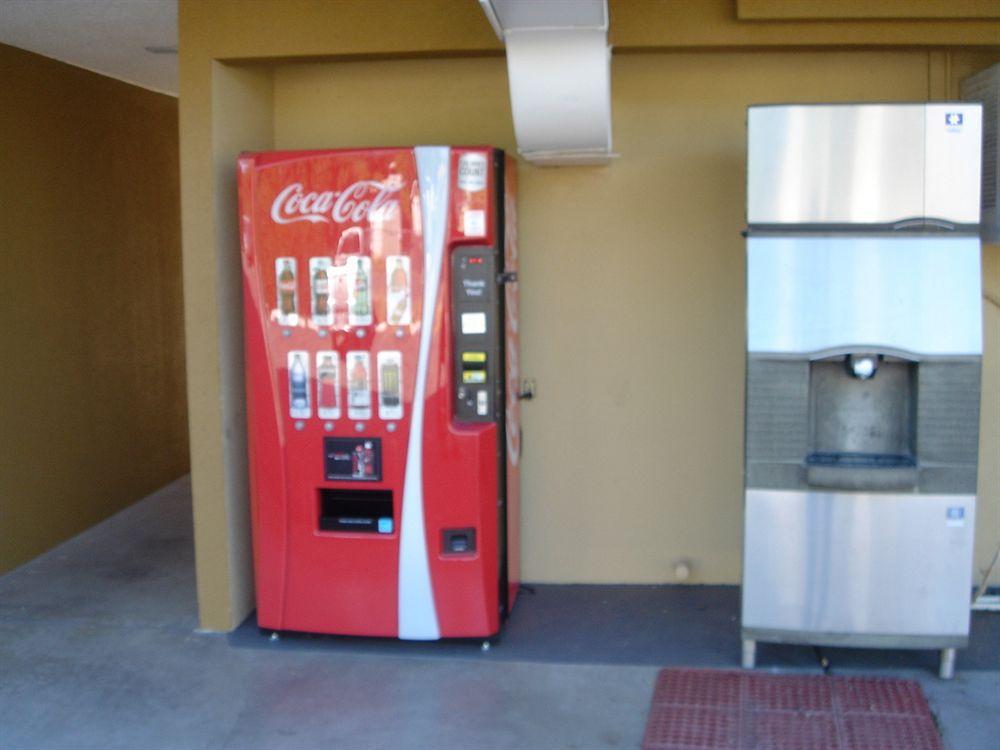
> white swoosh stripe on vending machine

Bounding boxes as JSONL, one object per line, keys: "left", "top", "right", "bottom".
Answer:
{"left": 397, "top": 147, "right": 450, "bottom": 640}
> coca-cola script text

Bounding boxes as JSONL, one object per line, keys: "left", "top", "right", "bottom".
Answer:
{"left": 271, "top": 181, "right": 401, "bottom": 225}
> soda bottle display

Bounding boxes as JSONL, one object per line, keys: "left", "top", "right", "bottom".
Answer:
{"left": 349, "top": 358, "right": 370, "bottom": 406}
{"left": 390, "top": 257, "right": 407, "bottom": 294}
{"left": 353, "top": 258, "right": 370, "bottom": 317}
{"left": 381, "top": 361, "right": 401, "bottom": 406}
{"left": 288, "top": 351, "right": 310, "bottom": 418}
{"left": 346, "top": 352, "right": 372, "bottom": 420}
{"left": 376, "top": 351, "right": 404, "bottom": 420}
{"left": 312, "top": 262, "right": 330, "bottom": 317}
{"left": 277, "top": 259, "right": 297, "bottom": 318}
{"left": 386, "top": 255, "right": 411, "bottom": 325}
{"left": 290, "top": 355, "right": 308, "bottom": 407}
{"left": 316, "top": 352, "right": 339, "bottom": 419}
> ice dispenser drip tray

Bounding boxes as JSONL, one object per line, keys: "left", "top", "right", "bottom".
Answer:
{"left": 806, "top": 354, "right": 918, "bottom": 491}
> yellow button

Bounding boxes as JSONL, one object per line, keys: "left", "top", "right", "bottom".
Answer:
{"left": 462, "top": 351, "right": 487, "bottom": 363}
{"left": 462, "top": 371, "right": 487, "bottom": 384}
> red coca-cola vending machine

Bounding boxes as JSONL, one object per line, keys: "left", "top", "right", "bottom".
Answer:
{"left": 237, "top": 147, "right": 520, "bottom": 640}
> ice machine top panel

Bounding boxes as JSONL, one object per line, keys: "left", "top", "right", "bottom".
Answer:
{"left": 746, "top": 235, "right": 982, "bottom": 356}
{"left": 747, "top": 103, "right": 982, "bottom": 227}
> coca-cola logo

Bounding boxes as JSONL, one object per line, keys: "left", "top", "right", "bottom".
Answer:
{"left": 270, "top": 180, "right": 401, "bottom": 225}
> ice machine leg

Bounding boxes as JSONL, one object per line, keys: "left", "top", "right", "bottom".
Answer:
{"left": 939, "top": 648, "right": 956, "bottom": 680}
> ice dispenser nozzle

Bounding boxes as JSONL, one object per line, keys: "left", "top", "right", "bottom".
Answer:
{"left": 847, "top": 353, "right": 879, "bottom": 380}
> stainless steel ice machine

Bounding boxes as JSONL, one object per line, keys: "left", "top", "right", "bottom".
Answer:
{"left": 741, "top": 103, "right": 983, "bottom": 679}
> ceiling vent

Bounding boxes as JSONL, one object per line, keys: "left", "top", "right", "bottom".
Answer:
{"left": 479, "top": 0, "right": 614, "bottom": 166}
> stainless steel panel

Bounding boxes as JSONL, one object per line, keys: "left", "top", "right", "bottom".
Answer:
{"left": 924, "top": 104, "right": 983, "bottom": 225}
{"left": 742, "top": 489, "right": 975, "bottom": 638}
{"left": 746, "top": 462, "right": 804, "bottom": 490}
{"left": 745, "top": 359, "right": 809, "bottom": 462}
{"left": 919, "top": 466, "right": 978, "bottom": 495}
{"left": 917, "top": 360, "right": 982, "bottom": 465}
{"left": 742, "top": 628, "right": 967, "bottom": 650}
{"left": 809, "top": 359, "right": 914, "bottom": 457}
{"left": 961, "top": 66, "right": 998, "bottom": 241}
{"left": 746, "top": 236, "right": 982, "bottom": 355}
{"left": 748, "top": 105, "right": 926, "bottom": 225}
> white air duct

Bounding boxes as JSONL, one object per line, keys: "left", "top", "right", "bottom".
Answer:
{"left": 479, "top": 0, "right": 614, "bottom": 166}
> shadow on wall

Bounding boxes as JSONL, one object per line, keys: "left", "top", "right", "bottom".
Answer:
{"left": 0, "top": 43, "right": 188, "bottom": 574}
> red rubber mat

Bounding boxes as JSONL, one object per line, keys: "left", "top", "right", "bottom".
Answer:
{"left": 643, "top": 669, "right": 943, "bottom": 750}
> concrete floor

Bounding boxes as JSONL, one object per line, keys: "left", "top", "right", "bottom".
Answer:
{"left": 1, "top": 476, "right": 998, "bottom": 750}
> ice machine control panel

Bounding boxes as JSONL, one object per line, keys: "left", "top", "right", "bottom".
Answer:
{"left": 451, "top": 246, "right": 500, "bottom": 423}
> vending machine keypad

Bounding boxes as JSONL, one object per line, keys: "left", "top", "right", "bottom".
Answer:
{"left": 452, "top": 247, "right": 500, "bottom": 423}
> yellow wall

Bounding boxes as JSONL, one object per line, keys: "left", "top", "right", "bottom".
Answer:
{"left": 272, "top": 50, "right": 999, "bottom": 584}
{"left": 0, "top": 44, "right": 188, "bottom": 573}
{"left": 179, "top": 0, "right": 1000, "bottom": 629}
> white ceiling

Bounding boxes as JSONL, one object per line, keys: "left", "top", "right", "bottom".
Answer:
{"left": 0, "top": 0, "right": 178, "bottom": 95}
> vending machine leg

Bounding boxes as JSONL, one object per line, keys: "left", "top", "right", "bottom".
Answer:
{"left": 939, "top": 648, "right": 956, "bottom": 680}
{"left": 741, "top": 639, "right": 757, "bottom": 669}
